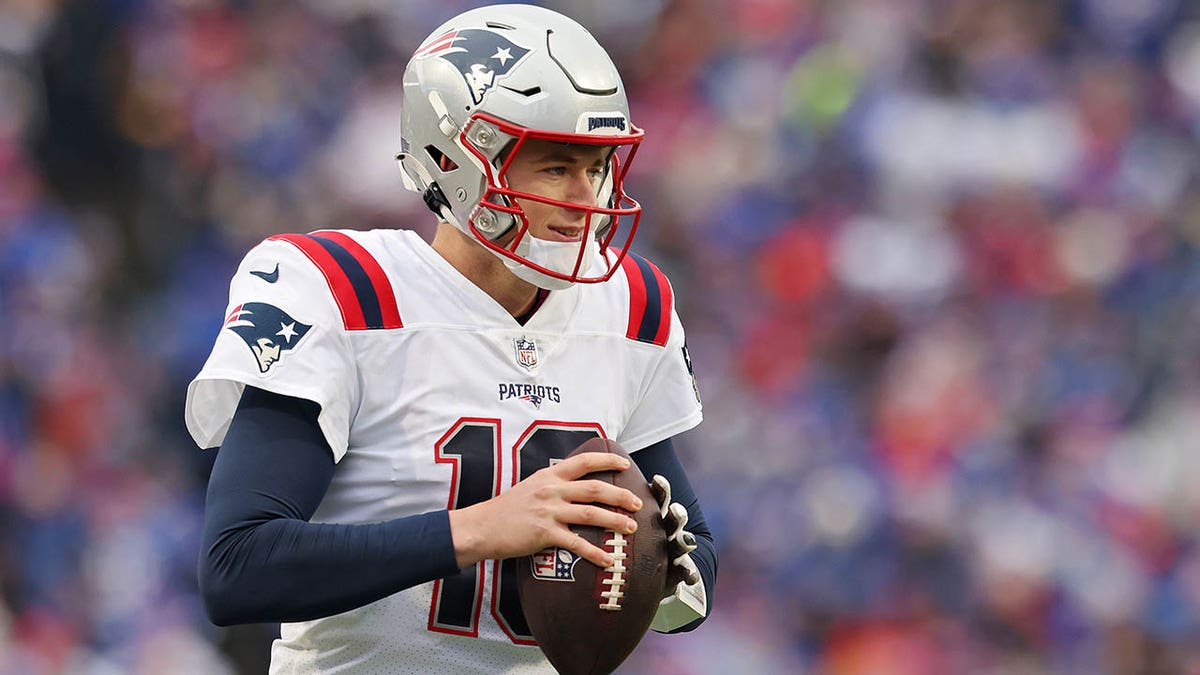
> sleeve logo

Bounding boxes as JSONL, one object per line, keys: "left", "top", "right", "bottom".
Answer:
{"left": 224, "top": 302, "right": 312, "bottom": 373}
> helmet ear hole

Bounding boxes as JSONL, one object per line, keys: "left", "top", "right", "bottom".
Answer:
{"left": 425, "top": 146, "right": 459, "bottom": 172}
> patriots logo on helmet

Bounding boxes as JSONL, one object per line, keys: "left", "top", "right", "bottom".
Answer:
{"left": 414, "top": 28, "right": 531, "bottom": 105}
{"left": 529, "top": 546, "right": 581, "bottom": 582}
{"left": 224, "top": 302, "right": 312, "bottom": 373}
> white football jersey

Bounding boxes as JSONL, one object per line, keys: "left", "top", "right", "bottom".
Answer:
{"left": 185, "top": 229, "right": 703, "bottom": 674}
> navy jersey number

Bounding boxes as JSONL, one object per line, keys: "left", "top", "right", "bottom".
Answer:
{"left": 429, "top": 419, "right": 604, "bottom": 643}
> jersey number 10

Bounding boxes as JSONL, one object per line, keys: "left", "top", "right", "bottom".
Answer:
{"left": 428, "top": 418, "right": 604, "bottom": 645}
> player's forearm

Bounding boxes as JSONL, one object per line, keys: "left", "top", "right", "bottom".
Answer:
{"left": 446, "top": 505, "right": 488, "bottom": 569}
{"left": 200, "top": 387, "right": 461, "bottom": 625}
{"left": 199, "top": 510, "right": 459, "bottom": 625}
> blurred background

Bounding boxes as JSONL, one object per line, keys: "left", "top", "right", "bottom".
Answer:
{"left": 5, "top": 0, "right": 1200, "bottom": 672}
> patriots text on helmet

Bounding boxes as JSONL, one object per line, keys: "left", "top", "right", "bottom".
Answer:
{"left": 586, "top": 116, "right": 627, "bottom": 132}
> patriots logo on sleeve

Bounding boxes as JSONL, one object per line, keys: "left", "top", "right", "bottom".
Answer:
{"left": 413, "top": 28, "right": 531, "bottom": 104}
{"left": 224, "top": 302, "right": 312, "bottom": 373}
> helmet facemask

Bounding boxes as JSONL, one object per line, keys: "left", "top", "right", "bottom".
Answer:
{"left": 396, "top": 4, "right": 644, "bottom": 289}
{"left": 456, "top": 113, "right": 643, "bottom": 290}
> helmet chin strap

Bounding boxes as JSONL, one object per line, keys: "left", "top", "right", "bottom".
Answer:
{"left": 502, "top": 235, "right": 600, "bottom": 291}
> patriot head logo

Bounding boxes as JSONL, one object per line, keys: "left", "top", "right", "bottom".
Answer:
{"left": 529, "top": 546, "right": 581, "bottom": 582}
{"left": 413, "top": 29, "right": 531, "bottom": 105}
{"left": 224, "top": 302, "right": 312, "bottom": 373}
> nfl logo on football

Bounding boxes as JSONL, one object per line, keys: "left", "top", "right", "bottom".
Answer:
{"left": 514, "top": 336, "right": 539, "bottom": 370}
{"left": 530, "top": 547, "right": 579, "bottom": 581}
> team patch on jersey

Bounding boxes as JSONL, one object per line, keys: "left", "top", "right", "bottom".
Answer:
{"left": 529, "top": 547, "right": 580, "bottom": 582}
{"left": 499, "top": 383, "right": 561, "bottom": 409}
{"left": 224, "top": 302, "right": 312, "bottom": 373}
{"left": 514, "top": 336, "right": 539, "bottom": 370}
{"left": 413, "top": 28, "right": 531, "bottom": 105}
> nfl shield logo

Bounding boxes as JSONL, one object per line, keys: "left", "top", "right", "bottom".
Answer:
{"left": 514, "top": 336, "right": 538, "bottom": 370}
{"left": 529, "top": 547, "right": 580, "bottom": 581}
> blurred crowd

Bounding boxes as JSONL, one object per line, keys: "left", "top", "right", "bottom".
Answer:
{"left": 5, "top": 0, "right": 1200, "bottom": 673}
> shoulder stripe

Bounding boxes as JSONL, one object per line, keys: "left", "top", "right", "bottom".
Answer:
{"left": 270, "top": 233, "right": 367, "bottom": 330}
{"left": 268, "top": 233, "right": 402, "bottom": 330}
{"left": 308, "top": 235, "right": 388, "bottom": 329}
{"left": 621, "top": 253, "right": 673, "bottom": 346}
{"left": 312, "top": 231, "right": 403, "bottom": 329}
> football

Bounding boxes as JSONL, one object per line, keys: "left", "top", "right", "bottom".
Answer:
{"left": 517, "top": 438, "right": 667, "bottom": 675}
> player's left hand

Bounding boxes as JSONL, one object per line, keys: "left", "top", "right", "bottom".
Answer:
{"left": 648, "top": 474, "right": 701, "bottom": 598}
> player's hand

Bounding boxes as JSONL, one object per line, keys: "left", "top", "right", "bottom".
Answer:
{"left": 448, "top": 452, "right": 643, "bottom": 570}
{"left": 649, "top": 474, "right": 701, "bottom": 598}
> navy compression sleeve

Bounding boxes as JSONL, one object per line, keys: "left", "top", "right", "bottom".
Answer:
{"left": 198, "top": 386, "right": 461, "bottom": 625}
{"left": 632, "top": 438, "right": 717, "bottom": 633}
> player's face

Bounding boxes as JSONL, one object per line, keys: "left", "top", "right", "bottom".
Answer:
{"left": 252, "top": 337, "right": 281, "bottom": 373}
{"left": 503, "top": 140, "right": 609, "bottom": 243}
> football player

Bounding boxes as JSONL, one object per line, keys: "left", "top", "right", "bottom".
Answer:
{"left": 186, "top": 5, "right": 716, "bottom": 673}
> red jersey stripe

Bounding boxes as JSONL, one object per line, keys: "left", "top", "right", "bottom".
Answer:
{"left": 312, "top": 231, "right": 403, "bottom": 329}
{"left": 622, "top": 254, "right": 648, "bottom": 342}
{"left": 622, "top": 253, "right": 673, "bottom": 346}
{"left": 269, "top": 233, "right": 368, "bottom": 330}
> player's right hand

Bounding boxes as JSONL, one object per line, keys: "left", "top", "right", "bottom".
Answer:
{"left": 447, "top": 451, "right": 643, "bottom": 570}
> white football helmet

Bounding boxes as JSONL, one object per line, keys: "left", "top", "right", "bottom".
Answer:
{"left": 397, "top": 4, "right": 643, "bottom": 290}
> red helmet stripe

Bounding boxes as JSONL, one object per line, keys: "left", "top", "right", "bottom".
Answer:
{"left": 413, "top": 30, "right": 461, "bottom": 58}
